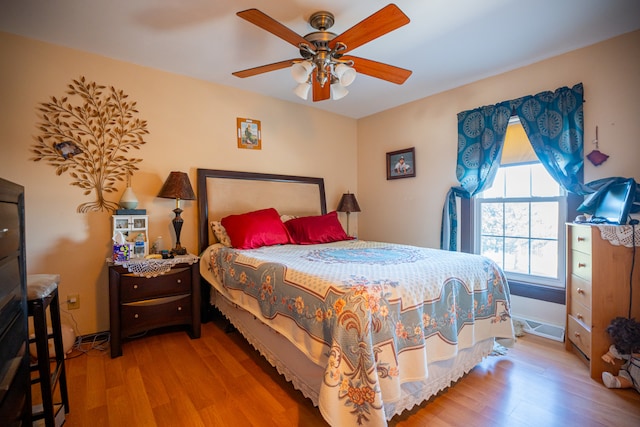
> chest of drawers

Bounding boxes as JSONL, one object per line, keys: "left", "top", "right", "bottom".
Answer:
{"left": 565, "top": 223, "right": 640, "bottom": 380}
{"left": 0, "top": 178, "right": 30, "bottom": 425}
{"left": 108, "top": 261, "right": 201, "bottom": 358}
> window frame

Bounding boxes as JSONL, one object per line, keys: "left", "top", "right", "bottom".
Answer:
{"left": 459, "top": 176, "right": 582, "bottom": 306}
{"left": 472, "top": 163, "right": 568, "bottom": 289}
{"left": 458, "top": 197, "right": 568, "bottom": 304}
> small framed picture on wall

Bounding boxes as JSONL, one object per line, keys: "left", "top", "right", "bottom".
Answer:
{"left": 386, "top": 147, "right": 415, "bottom": 180}
{"left": 237, "top": 117, "right": 262, "bottom": 150}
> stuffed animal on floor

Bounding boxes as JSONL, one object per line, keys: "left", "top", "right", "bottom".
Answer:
{"left": 601, "top": 317, "right": 640, "bottom": 393}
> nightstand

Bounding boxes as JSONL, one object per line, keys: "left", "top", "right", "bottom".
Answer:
{"left": 108, "top": 255, "right": 201, "bottom": 358}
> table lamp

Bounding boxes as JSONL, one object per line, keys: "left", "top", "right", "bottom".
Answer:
{"left": 157, "top": 171, "right": 196, "bottom": 255}
{"left": 336, "top": 192, "right": 361, "bottom": 236}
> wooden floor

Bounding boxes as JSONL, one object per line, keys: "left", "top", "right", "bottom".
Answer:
{"left": 56, "top": 318, "right": 640, "bottom": 427}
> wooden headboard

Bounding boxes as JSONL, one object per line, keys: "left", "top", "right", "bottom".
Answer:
{"left": 196, "top": 169, "right": 327, "bottom": 254}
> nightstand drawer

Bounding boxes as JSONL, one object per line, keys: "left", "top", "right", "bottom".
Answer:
{"left": 121, "top": 294, "right": 191, "bottom": 336}
{"left": 120, "top": 267, "right": 192, "bottom": 302}
{"left": 570, "top": 225, "right": 592, "bottom": 255}
{"left": 571, "top": 251, "right": 592, "bottom": 282}
{"left": 569, "top": 273, "right": 591, "bottom": 309}
{"left": 567, "top": 315, "right": 591, "bottom": 358}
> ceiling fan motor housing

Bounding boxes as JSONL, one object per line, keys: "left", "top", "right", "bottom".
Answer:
{"left": 309, "top": 11, "right": 334, "bottom": 31}
{"left": 299, "top": 31, "right": 338, "bottom": 58}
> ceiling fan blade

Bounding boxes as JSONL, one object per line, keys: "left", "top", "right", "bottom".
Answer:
{"left": 329, "top": 4, "right": 409, "bottom": 53}
{"left": 237, "top": 9, "right": 310, "bottom": 48}
{"left": 344, "top": 56, "right": 412, "bottom": 85}
{"left": 312, "top": 75, "right": 330, "bottom": 102}
{"left": 232, "top": 59, "right": 298, "bottom": 78}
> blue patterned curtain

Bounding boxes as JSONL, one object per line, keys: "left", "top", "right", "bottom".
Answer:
{"left": 441, "top": 83, "right": 586, "bottom": 251}
{"left": 440, "top": 101, "right": 511, "bottom": 250}
{"left": 440, "top": 186, "right": 466, "bottom": 251}
{"left": 455, "top": 101, "right": 512, "bottom": 196}
{"left": 514, "top": 83, "right": 588, "bottom": 194}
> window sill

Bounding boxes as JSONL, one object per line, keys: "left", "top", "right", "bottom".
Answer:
{"left": 508, "top": 280, "right": 565, "bottom": 305}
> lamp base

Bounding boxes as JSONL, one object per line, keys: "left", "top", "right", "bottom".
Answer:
{"left": 171, "top": 246, "right": 187, "bottom": 256}
{"left": 170, "top": 207, "right": 187, "bottom": 256}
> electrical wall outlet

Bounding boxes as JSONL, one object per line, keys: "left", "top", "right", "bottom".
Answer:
{"left": 67, "top": 294, "right": 80, "bottom": 310}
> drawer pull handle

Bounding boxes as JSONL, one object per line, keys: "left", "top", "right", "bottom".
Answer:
{"left": 177, "top": 306, "right": 182, "bottom": 311}
{"left": 578, "top": 263, "right": 587, "bottom": 268}
{"left": 577, "top": 314, "right": 583, "bottom": 320}
{"left": 0, "top": 228, "right": 8, "bottom": 234}
{"left": 134, "top": 314, "right": 139, "bottom": 319}
{"left": 177, "top": 279, "right": 182, "bottom": 284}
{"left": 577, "top": 237, "right": 585, "bottom": 242}
{"left": 574, "top": 332, "right": 580, "bottom": 338}
{"left": 133, "top": 284, "right": 138, "bottom": 289}
{"left": 577, "top": 288, "right": 584, "bottom": 294}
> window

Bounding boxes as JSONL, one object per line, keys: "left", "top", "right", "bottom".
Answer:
{"left": 473, "top": 118, "right": 567, "bottom": 290}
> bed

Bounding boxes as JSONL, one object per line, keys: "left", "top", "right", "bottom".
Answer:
{"left": 196, "top": 169, "right": 515, "bottom": 427}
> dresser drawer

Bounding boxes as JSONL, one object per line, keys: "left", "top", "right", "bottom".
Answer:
{"left": 0, "top": 202, "right": 20, "bottom": 261}
{"left": 120, "top": 267, "right": 192, "bottom": 302}
{"left": 570, "top": 225, "right": 592, "bottom": 255}
{"left": 568, "top": 300, "right": 592, "bottom": 329}
{"left": 571, "top": 250, "right": 592, "bottom": 282}
{"left": 569, "top": 273, "right": 591, "bottom": 310}
{"left": 0, "top": 312, "right": 29, "bottom": 423}
{"left": 567, "top": 315, "right": 591, "bottom": 358}
{"left": 0, "top": 347, "right": 29, "bottom": 425}
{"left": 121, "top": 294, "right": 191, "bottom": 336}
{"left": 0, "top": 258, "right": 22, "bottom": 329}
{"left": 0, "top": 311, "right": 27, "bottom": 373}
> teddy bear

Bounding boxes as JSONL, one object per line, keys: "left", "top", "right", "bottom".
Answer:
{"left": 601, "top": 317, "right": 640, "bottom": 392}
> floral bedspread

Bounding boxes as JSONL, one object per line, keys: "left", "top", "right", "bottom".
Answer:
{"left": 206, "top": 240, "right": 513, "bottom": 426}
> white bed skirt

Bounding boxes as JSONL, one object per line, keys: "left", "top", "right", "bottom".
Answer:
{"left": 211, "top": 290, "right": 495, "bottom": 422}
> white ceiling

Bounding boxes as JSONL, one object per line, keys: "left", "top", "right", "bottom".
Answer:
{"left": 1, "top": 0, "right": 639, "bottom": 119}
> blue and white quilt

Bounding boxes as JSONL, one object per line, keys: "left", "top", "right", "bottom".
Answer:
{"left": 206, "top": 239, "right": 514, "bottom": 426}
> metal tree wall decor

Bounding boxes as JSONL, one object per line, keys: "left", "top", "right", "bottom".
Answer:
{"left": 31, "top": 76, "right": 149, "bottom": 212}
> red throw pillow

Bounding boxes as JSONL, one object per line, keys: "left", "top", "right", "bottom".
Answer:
{"left": 221, "top": 208, "right": 292, "bottom": 249}
{"left": 285, "top": 211, "right": 352, "bottom": 245}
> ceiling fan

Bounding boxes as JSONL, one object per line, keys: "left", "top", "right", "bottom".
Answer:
{"left": 232, "top": 4, "right": 412, "bottom": 102}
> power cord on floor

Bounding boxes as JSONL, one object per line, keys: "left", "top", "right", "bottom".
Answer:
{"left": 67, "top": 332, "right": 111, "bottom": 358}
{"left": 58, "top": 302, "right": 111, "bottom": 358}
{"left": 628, "top": 218, "right": 638, "bottom": 319}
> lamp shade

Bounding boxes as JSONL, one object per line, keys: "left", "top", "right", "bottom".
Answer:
{"left": 157, "top": 171, "right": 196, "bottom": 200}
{"left": 331, "top": 82, "right": 349, "bottom": 100}
{"left": 293, "top": 82, "right": 312, "bottom": 100}
{"left": 291, "top": 60, "right": 314, "bottom": 84}
{"left": 335, "top": 63, "right": 356, "bottom": 87}
{"left": 336, "top": 193, "right": 361, "bottom": 213}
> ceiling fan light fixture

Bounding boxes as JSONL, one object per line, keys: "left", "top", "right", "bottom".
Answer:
{"left": 293, "top": 82, "right": 312, "bottom": 100}
{"left": 291, "top": 60, "right": 314, "bottom": 84}
{"left": 335, "top": 63, "right": 356, "bottom": 87}
{"left": 331, "top": 82, "right": 348, "bottom": 100}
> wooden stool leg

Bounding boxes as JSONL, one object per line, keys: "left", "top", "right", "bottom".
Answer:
{"left": 31, "top": 298, "right": 55, "bottom": 427}
{"left": 49, "top": 291, "right": 69, "bottom": 414}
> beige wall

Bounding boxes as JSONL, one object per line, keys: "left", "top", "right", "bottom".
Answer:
{"left": 0, "top": 32, "right": 357, "bottom": 335}
{"left": 2, "top": 29, "right": 638, "bottom": 335}
{"left": 357, "top": 30, "right": 640, "bottom": 326}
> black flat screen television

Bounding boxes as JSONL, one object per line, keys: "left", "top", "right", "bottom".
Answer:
{"left": 592, "top": 178, "right": 635, "bottom": 225}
